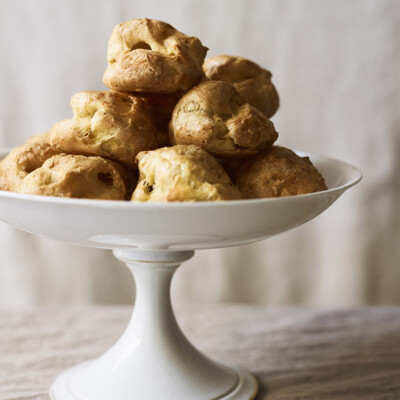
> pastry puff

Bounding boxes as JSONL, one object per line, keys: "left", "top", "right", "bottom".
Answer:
{"left": 103, "top": 19, "right": 208, "bottom": 94}
{"left": 169, "top": 81, "right": 278, "bottom": 157}
{"left": 49, "top": 91, "right": 158, "bottom": 167}
{"left": 19, "top": 154, "right": 126, "bottom": 200}
{"left": 235, "top": 146, "right": 328, "bottom": 198}
{"left": 0, "top": 132, "right": 62, "bottom": 192}
{"left": 203, "top": 55, "right": 279, "bottom": 119}
{"left": 131, "top": 145, "right": 241, "bottom": 202}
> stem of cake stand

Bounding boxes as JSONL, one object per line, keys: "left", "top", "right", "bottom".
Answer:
{"left": 50, "top": 249, "right": 258, "bottom": 400}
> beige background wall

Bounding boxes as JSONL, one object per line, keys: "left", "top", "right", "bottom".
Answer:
{"left": 0, "top": 0, "right": 399, "bottom": 307}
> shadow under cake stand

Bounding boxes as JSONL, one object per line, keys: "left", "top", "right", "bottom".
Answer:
{"left": 0, "top": 150, "right": 361, "bottom": 400}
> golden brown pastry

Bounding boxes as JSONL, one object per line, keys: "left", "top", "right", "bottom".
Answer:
{"left": 169, "top": 81, "right": 278, "bottom": 157}
{"left": 138, "top": 93, "right": 181, "bottom": 147}
{"left": 49, "top": 91, "right": 158, "bottom": 167}
{"left": 235, "top": 146, "right": 328, "bottom": 198}
{"left": 203, "top": 55, "right": 279, "bottom": 119}
{"left": 19, "top": 154, "right": 126, "bottom": 200}
{"left": 131, "top": 145, "right": 241, "bottom": 202}
{"left": 103, "top": 19, "right": 208, "bottom": 94}
{"left": 0, "top": 133, "right": 62, "bottom": 192}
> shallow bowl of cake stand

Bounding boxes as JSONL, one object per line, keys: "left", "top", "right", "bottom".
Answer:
{"left": 0, "top": 150, "right": 361, "bottom": 400}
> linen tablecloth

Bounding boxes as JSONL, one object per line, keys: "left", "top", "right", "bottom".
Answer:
{"left": 0, "top": 306, "right": 399, "bottom": 399}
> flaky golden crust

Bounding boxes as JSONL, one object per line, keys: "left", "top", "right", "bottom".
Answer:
{"left": 49, "top": 91, "right": 158, "bottom": 167}
{"left": 19, "top": 154, "right": 126, "bottom": 200}
{"left": 203, "top": 55, "right": 279, "bottom": 119}
{"left": 138, "top": 93, "right": 181, "bottom": 147}
{"left": 0, "top": 133, "right": 62, "bottom": 192}
{"left": 169, "top": 81, "right": 278, "bottom": 157}
{"left": 235, "top": 146, "right": 328, "bottom": 198}
{"left": 131, "top": 145, "right": 241, "bottom": 202}
{"left": 103, "top": 19, "right": 208, "bottom": 94}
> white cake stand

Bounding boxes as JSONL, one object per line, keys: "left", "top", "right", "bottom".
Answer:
{"left": 0, "top": 150, "right": 361, "bottom": 400}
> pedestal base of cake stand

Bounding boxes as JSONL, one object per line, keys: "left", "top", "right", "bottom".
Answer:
{"left": 49, "top": 249, "right": 258, "bottom": 400}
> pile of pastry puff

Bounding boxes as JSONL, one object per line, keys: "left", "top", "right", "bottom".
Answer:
{"left": 0, "top": 19, "right": 327, "bottom": 202}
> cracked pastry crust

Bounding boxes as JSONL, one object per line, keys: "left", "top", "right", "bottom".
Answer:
{"left": 169, "top": 81, "right": 278, "bottom": 157}
{"left": 103, "top": 19, "right": 208, "bottom": 94}
{"left": 235, "top": 146, "right": 328, "bottom": 198}
{"left": 19, "top": 154, "right": 126, "bottom": 200}
{"left": 203, "top": 55, "right": 279, "bottom": 119}
{"left": 49, "top": 90, "right": 158, "bottom": 167}
{"left": 0, "top": 132, "right": 62, "bottom": 192}
{"left": 131, "top": 145, "right": 242, "bottom": 202}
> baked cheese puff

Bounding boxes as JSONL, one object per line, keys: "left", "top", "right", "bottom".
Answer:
{"left": 0, "top": 133, "right": 62, "bottom": 192}
{"left": 49, "top": 91, "right": 158, "bottom": 167}
{"left": 169, "top": 81, "right": 278, "bottom": 157}
{"left": 131, "top": 145, "right": 241, "bottom": 202}
{"left": 103, "top": 19, "right": 208, "bottom": 94}
{"left": 19, "top": 154, "right": 126, "bottom": 200}
{"left": 203, "top": 55, "right": 279, "bottom": 119}
{"left": 235, "top": 146, "right": 328, "bottom": 198}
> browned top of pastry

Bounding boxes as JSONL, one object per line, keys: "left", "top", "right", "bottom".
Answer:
{"left": 203, "top": 55, "right": 279, "bottom": 118}
{"left": 19, "top": 154, "right": 126, "bottom": 200}
{"left": 235, "top": 146, "right": 328, "bottom": 198}
{"left": 0, "top": 133, "right": 62, "bottom": 192}
{"left": 49, "top": 90, "right": 158, "bottom": 167}
{"left": 169, "top": 80, "right": 278, "bottom": 157}
{"left": 103, "top": 19, "right": 208, "bottom": 94}
{"left": 131, "top": 145, "right": 241, "bottom": 202}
